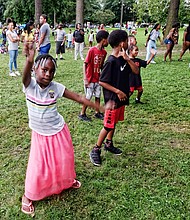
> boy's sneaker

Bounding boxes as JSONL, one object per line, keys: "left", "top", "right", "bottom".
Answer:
{"left": 78, "top": 114, "right": 91, "bottom": 122}
{"left": 89, "top": 147, "right": 101, "bottom": 166}
{"left": 135, "top": 98, "right": 144, "bottom": 104}
{"left": 104, "top": 141, "right": 122, "bottom": 155}
{"left": 9, "top": 72, "right": 16, "bottom": 77}
{"left": 94, "top": 112, "right": 104, "bottom": 120}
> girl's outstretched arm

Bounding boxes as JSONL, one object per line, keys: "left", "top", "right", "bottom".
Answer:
{"left": 63, "top": 88, "right": 104, "bottom": 112}
{"left": 22, "top": 46, "right": 35, "bottom": 88}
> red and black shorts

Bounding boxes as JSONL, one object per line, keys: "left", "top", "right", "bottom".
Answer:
{"left": 104, "top": 106, "right": 125, "bottom": 129}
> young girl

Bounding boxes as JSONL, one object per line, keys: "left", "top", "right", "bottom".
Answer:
{"left": 145, "top": 23, "right": 161, "bottom": 63}
{"left": 163, "top": 23, "right": 179, "bottom": 62}
{"left": 128, "top": 45, "right": 155, "bottom": 104}
{"left": 6, "top": 21, "right": 20, "bottom": 76}
{"left": 21, "top": 45, "right": 104, "bottom": 216}
{"left": 21, "top": 21, "right": 35, "bottom": 56}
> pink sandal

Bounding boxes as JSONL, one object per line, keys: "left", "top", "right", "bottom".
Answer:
{"left": 72, "top": 179, "right": 81, "bottom": 189}
{"left": 21, "top": 196, "right": 35, "bottom": 216}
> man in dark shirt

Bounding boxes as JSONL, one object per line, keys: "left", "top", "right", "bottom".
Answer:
{"left": 73, "top": 23, "right": 85, "bottom": 60}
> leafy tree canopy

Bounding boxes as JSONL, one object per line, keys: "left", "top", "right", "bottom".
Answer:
{"left": 0, "top": 0, "right": 190, "bottom": 26}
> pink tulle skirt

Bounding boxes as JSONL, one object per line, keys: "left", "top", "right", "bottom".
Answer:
{"left": 24, "top": 124, "right": 76, "bottom": 201}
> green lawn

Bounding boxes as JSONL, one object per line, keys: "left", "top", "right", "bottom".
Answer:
{"left": 0, "top": 28, "right": 190, "bottom": 220}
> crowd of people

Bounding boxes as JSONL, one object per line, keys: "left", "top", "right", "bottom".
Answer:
{"left": 1, "top": 17, "right": 190, "bottom": 216}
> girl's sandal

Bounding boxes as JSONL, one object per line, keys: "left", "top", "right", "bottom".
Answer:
{"left": 72, "top": 179, "right": 81, "bottom": 189}
{"left": 21, "top": 197, "right": 35, "bottom": 217}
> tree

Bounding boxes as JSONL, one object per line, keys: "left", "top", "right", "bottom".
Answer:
{"left": 76, "top": 0, "right": 84, "bottom": 24}
{"left": 35, "top": 0, "right": 42, "bottom": 25}
{"left": 103, "top": 0, "right": 136, "bottom": 24}
{"left": 164, "top": 0, "right": 180, "bottom": 38}
{"left": 92, "top": 9, "right": 115, "bottom": 25}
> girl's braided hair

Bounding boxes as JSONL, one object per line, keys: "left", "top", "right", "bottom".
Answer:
{"left": 34, "top": 54, "right": 57, "bottom": 70}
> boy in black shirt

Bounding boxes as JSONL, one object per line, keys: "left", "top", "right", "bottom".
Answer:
{"left": 128, "top": 45, "right": 155, "bottom": 103}
{"left": 90, "top": 30, "right": 139, "bottom": 166}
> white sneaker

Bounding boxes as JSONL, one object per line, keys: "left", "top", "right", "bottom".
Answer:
{"left": 9, "top": 72, "right": 17, "bottom": 77}
{"left": 15, "top": 71, "right": 21, "bottom": 76}
{"left": 150, "top": 60, "right": 156, "bottom": 64}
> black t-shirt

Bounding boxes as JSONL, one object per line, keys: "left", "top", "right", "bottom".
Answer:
{"left": 100, "top": 55, "right": 132, "bottom": 107}
{"left": 73, "top": 29, "right": 84, "bottom": 43}
{"left": 129, "top": 58, "right": 147, "bottom": 88}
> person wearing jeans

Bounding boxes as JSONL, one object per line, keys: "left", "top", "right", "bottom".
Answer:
{"left": 145, "top": 23, "right": 161, "bottom": 64}
{"left": 73, "top": 23, "right": 85, "bottom": 60}
{"left": 6, "top": 21, "right": 20, "bottom": 76}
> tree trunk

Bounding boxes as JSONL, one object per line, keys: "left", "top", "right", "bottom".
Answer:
{"left": 54, "top": 9, "right": 56, "bottom": 28}
{"left": 76, "top": 0, "right": 84, "bottom": 25}
{"left": 164, "top": 0, "right": 180, "bottom": 38}
{"left": 35, "top": 0, "right": 42, "bottom": 26}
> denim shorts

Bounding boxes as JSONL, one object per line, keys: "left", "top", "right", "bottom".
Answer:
{"left": 164, "top": 38, "right": 173, "bottom": 44}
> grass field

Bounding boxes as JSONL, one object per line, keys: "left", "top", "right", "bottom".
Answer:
{"left": 0, "top": 28, "right": 190, "bottom": 220}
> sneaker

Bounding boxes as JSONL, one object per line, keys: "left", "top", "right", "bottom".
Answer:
{"left": 104, "top": 141, "right": 122, "bottom": 155}
{"left": 89, "top": 147, "right": 101, "bottom": 166}
{"left": 15, "top": 71, "right": 21, "bottom": 76}
{"left": 150, "top": 60, "right": 156, "bottom": 64}
{"left": 135, "top": 98, "right": 144, "bottom": 104}
{"left": 9, "top": 72, "right": 16, "bottom": 77}
{"left": 94, "top": 112, "right": 104, "bottom": 120}
{"left": 78, "top": 114, "right": 91, "bottom": 122}
{"left": 60, "top": 57, "right": 65, "bottom": 60}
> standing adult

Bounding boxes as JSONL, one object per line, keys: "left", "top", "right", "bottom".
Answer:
{"left": 54, "top": 23, "right": 66, "bottom": 60}
{"left": 6, "top": 21, "right": 20, "bottom": 76}
{"left": 178, "top": 21, "right": 190, "bottom": 61}
{"left": 145, "top": 23, "right": 162, "bottom": 64}
{"left": 36, "top": 14, "right": 51, "bottom": 55}
{"left": 73, "top": 23, "right": 85, "bottom": 60}
{"left": 163, "top": 23, "right": 179, "bottom": 62}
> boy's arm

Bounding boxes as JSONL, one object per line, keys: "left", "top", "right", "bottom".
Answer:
{"left": 121, "top": 49, "right": 139, "bottom": 74}
{"left": 99, "top": 81, "right": 127, "bottom": 101}
{"left": 83, "top": 62, "right": 89, "bottom": 86}
{"left": 127, "top": 58, "right": 139, "bottom": 74}
{"left": 22, "top": 46, "right": 35, "bottom": 88}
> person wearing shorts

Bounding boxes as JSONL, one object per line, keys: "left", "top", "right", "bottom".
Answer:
{"left": 55, "top": 23, "right": 66, "bottom": 60}
{"left": 89, "top": 30, "right": 139, "bottom": 166}
{"left": 178, "top": 21, "right": 190, "bottom": 61}
{"left": 128, "top": 44, "right": 155, "bottom": 104}
{"left": 78, "top": 30, "right": 109, "bottom": 121}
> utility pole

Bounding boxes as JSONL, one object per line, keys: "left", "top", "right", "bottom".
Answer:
{"left": 120, "top": 0, "right": 124, "bottom": 29}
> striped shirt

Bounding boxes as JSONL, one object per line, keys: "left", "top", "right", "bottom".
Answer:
{"left": 23, "top": 78, "right": 65, "bottom": 136}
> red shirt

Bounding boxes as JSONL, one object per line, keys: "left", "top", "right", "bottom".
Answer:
{"left": 85, "top": 46, "right": 107, "bottom": 83}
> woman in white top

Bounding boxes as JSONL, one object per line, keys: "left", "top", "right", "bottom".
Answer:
{"left": 6, "top": 21, "right": 20, "bottom": 76}
{"left": 145, "top": 23, "right": 162, "bottom": 63}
